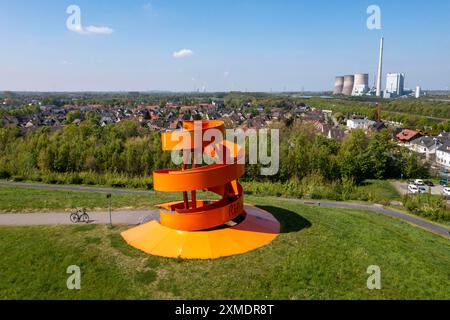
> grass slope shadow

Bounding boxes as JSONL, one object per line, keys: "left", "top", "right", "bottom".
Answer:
{"left": 256, "top": 205, "right": 311, "bottom": 233}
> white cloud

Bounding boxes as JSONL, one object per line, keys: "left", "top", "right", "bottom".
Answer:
{"left": 224, "top": 71, "right": 230, "bottom": 77}
{"left": 173, "top": 49, "right": 194, "bottom": 59}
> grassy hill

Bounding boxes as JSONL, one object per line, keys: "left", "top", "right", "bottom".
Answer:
{"left": 0, "top": 196, "right": 449, "bottom": 300}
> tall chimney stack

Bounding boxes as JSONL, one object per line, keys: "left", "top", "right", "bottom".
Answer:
{"left": 376, "top": 37, "right": 384, "bottom": 97}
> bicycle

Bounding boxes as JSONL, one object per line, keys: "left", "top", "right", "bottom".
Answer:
{"left": 70, "top": 208, "right": 90, "bottom": 224}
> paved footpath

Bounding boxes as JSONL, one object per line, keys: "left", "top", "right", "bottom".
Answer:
{"left": 0, "top": 210, "right": 160, "bottom": 226}
{"left": 1, "top": 181, "right": 449, "bottom": 237}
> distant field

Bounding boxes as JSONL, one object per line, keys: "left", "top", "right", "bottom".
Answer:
{"left": 0, "top": 186, "right": 178, "bottom": 212}
{"left": 0, "top": 197, "right": 449, "bottom": 299}
{"left": 0, "top": 181, "right": 402, "bottom": 213}
{"left": 357, "top": 180, "right": 402, "bottom": 203}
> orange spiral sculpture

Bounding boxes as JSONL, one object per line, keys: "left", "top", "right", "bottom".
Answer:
{"left": 121, "top": 120, "right": 279, "bottom": 259}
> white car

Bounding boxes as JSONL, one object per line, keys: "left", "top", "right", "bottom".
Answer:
{"left": 414, "top": 179, "right": 425, "bottom": 186}
{"left": 443, "top": 187, "right": 450, "bottom": 197}
{"left": 418, "top": 186, "right": 427, "bottom": 194}
{"left": 408, "top": 184, "right": 419, "bottom": 194}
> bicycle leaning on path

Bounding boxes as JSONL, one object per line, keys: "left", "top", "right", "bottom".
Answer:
{"left": 70, "top": 208, "right": 90, "bottom": 224}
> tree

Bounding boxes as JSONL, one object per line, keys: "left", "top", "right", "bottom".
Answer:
{"left": 66, "top": 110, "right": 83, "bottom": 124}
{"left": 366, "top": 130, "right": 395, "bottom": 179}
{"left": 338, "top": 129, "right": 370, "bottom": 183}
{"left": 334, "top": 112, "right": 345, "bottom": 124}
{"left": 85, "top": 111, "right": 100, "bottom": 125}
{"left": 402, "top": 150, "right": 429, "bottom": 179}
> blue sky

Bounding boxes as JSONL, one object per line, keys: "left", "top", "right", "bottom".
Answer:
{"left": 0, "top": 0, "right": 449, "bottom": 92}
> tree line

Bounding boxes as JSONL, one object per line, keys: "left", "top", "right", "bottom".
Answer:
{"left": 0, "top": 119, "right": 429, "bottom": 187}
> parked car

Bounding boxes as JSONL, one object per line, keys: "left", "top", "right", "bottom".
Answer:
{"left": 418, "top": 186, "right": 427, "bottom": 194}
{"left": 414, "top": 179, "right": 425, "bottom": 186}
{"left": 408, "top": 184, "right": 419, "bottom": 194}
{"left": 424, "top": 181, "right": 434, "bottom": 187}
{"left": 443, "top": 187, "right": 450, "bottom": 197}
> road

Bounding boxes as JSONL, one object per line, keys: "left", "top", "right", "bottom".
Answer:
{"left": 0, "top": 181, "right": 449, "bottom": 237}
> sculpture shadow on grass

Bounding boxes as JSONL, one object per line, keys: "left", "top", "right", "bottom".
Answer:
{"left": 256, "top": 205, "right": 312, "bottom": 234}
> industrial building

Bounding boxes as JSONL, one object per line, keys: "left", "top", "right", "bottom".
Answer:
{"left": 415, "top": 86, "right": 421, "bottom": 99}
{"left": 384, "top": 73, "right": 405, "bottom": 98}
{"left": 333, "top": 38, "right": 416, "bottom": 99}
{"left": 333, "top": 76, "right": 344, "bottom": 95}
{"left": 342, "top": 75, "right": 355, "bottom": 96}
{"left": 333, "top": 73, "right": 369, "bottom": 96}
{"left": 352, "top": 73, "right": 370, "bottom": 96}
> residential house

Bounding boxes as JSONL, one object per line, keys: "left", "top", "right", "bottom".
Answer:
{"left": 436, "top": 144, "right": 450, "bottom": 168}
{"left": 437, "top": 132, "right": 450, "bottom": 145}
{"left": 314, "top": 121, "right": 346, "bottom": 142}
{"left": 396, "top": 129, "right": 422, "bottom": 144}
{"left": 300, "top": 109, "right": 324, "bottom": 122}
{"left": 212, "top": 100, "right": 224, "bottom": 108}
{"left": 371, "top": 120, "right": 386, "bottom": 132}
{"left": 409, "top": 136, "right": 441, "bottom": 158}
{"left": 346, "top": 118, "right": 376, "bottom": 130}
{"left": 100, "top": 116, "right": 114, "bottom": 127}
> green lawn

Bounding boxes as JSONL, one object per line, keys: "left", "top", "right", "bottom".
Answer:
{"left": 0, "top": 186, "right": 179, "bottom": 212}
{"left": 0, "top": 196, "right": 449, "bottom": 300}
{"left": 356, "top": 180, "right": 402, "bottom": 203}
{"left": 0, "top": 179, "right": 402, "bottom": 213}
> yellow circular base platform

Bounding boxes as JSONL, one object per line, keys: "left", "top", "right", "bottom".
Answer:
{"left": 121, "top": 205, "right": 280, "bottom": 260}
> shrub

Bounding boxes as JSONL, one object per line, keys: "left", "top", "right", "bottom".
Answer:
{"left": 402, "top": 194, "right": 450, "bottom": 222}
{"left": 0, "top": 170, "right": 11, "bottom": 179}
{"left": 11, "top": 175, "right": 25, "bottom": 182}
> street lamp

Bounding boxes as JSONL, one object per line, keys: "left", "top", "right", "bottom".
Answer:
{"left": 106, "top": 193, "right": 112, "bottom": 226}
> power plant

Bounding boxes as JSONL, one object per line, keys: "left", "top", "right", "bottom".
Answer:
{"left": 353, "top": 73, "right": 370, "bottom": 96}
{"left": 415, "top": 86, "right": 421, "bottom": 99}
{"left": 385, "top": 73, "right": 405, "bottom": 98}
{"left": 333, "top": 74, "right": 369, "bottom": 96}
{"left": 332, "top": 37, "right": 419, "bottom": 98}
{"left": 342, "top": 75, "right": 355, "bottom": 96}
{"left": 333, "top": 76, "right": 344, "bottom": 95}
{"left": 376, "top": 37, "right": 384, "bottom": 97}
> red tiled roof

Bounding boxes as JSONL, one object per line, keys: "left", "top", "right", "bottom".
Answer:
{"left": 396, "top": 129, "right": 421, "bottom": 142}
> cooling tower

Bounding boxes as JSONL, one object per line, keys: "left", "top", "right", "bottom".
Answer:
{"left": 342, "top": 75, "right": 355, "bottom": 96}
{"left": 354, "top": 73, "right": 369, "bottom": 87}
{"left": 352, "top": 73, "right": 369, "bottom": 96}
{"left": 333, "top": 76, "right": 344, "bottom": 95}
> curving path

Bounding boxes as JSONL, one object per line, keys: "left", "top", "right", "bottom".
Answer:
{"left": 0, "top": 181, "right": 449, "bottom": 237}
